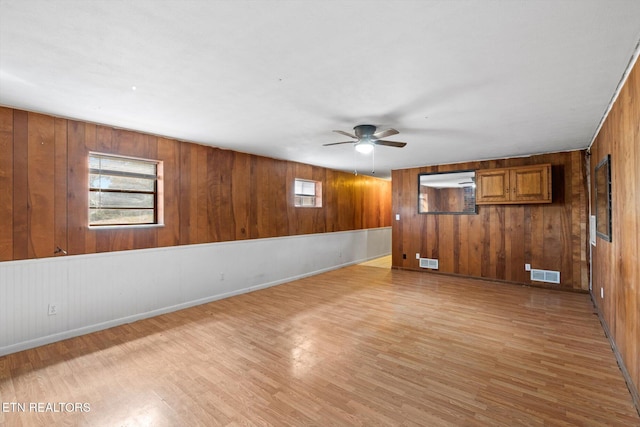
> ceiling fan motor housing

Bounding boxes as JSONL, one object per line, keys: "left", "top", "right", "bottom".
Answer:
{"left": 354, "top": 124, "right": 377, "bottom": 139}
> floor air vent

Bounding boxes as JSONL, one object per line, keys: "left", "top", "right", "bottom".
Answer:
{"left": 419, "top": 258, "right": 439, "bottom": 270}
{"left": 531, "top": 269, "right": 560, "bottom": 284}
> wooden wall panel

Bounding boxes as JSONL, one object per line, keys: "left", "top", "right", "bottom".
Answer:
{"left": 96, "top": 124, "right": 113, "bottom": 153}
{"left": 362, "top": 177, "right": 377, "bottom": 229}
{"left": 378, "top": 176, "right": 391, "bottom": 226}
{"left": 326, "top": 169, "right": 356, "bottom": 232}
{"left": 248, "top": 155, "right": 260, "bottom": 240}
{"left": 466, "top": 209, "right": 482, "bottom": 278}
{"left": 216, "top": 149, "right": 235, "bottom": 242}
{"left": 132, "top": 226, "right": 158, "bottom": 251}
{"left": 272, "top": 159, "right": 289, "bottom": 236}
{"left": 341, "top": 172, "right": 357, "bottom": 232}
{"left": 0, "top": 107, "right": 390, "bottom": 261}
{"left": 0, "top": 108, "right": 13, "bottom": 261}
{"left": 379, "top": 177, "right": 392, "bottom": 226}
{"left": 352, "top": 175, "right": 364, "bottom": 230}
{"left": 509, "top": 206, "right": 527, "bottom": 284}
{"left": 12, "top": 111, "right": 29, "bottom": 260}
{"left": 53, "top": 118, "right": 68, "bottom": 256}
{"left": 322, "top": 169, "right": 337, "bottom": 232}
{"left": 179, "top": 142, "right": 199, "bottom": 245}
{"left": 590, "top": 58, "right": 639, "bottom": 403}
{"left": 196, "top": 144, "right": 210, "bottom": 243}
{"left": 489, "top": 206, "right": 505, "bottom": 280}
{"left": 390, "top": 169, "right": 404, "bottom": 266}
{"left": 206, "top": 147, "right": 221, "bottom": 242}
{"left": 67, "top": 121, "right": 88, "bottom": 255}
{"left": 157, "top": 137, "right": 180, "bottom": 247}
{"left": 503, "top": 207, "right": 513, "bottom": 280}
{"left": 392, "top": 150, "right": 588, "bottom": 291}
{"left": 438, "top": 214, "right": 454, "bottom": 273}
{"left": 230, "top": 152, "right": 251, "bottom": 240}
{"left": 22, "top": 114, "right": 58, "bottom": 258}
{"left": 253, "top": 156, "right": 272, "bottom": 238}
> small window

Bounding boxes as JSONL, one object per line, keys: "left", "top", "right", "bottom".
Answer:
{"left": 294, "top": 178, "right": 322, "bottom": 208}
{"left": 89, "top": 153, "right": 162, "bottom": 226}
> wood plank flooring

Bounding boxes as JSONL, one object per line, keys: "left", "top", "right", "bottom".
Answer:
{"left": 359, "top": 255, "right": 392, "bottom": 269}
{"left": 1, "top": 264, "right": 639, "bottom": 426}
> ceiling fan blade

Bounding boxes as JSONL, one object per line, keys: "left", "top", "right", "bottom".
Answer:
{"left": 323, "top": 141, "right": 355, "bottom": 146}
{"left": 373, "top": 128, "right": 399, "bottom": 139}
{"left": 374, "top": 140, "right": 407, "bottom": 148}
{"left": 332, "top": 130, "right": 357, "bottom": 139}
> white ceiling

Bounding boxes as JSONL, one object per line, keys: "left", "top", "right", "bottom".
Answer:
{"left": 1, "top": 0, "right": 639, "bottom": 178}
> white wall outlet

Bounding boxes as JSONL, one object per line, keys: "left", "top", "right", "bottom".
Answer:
{"left": 220, "top": 273, "right": 225, "bottom": 281}
{"left": 415, "top": 253, "right": 420, "bottom": 259}
{"left": 600, "top": 287, "right": 604, "bottom": 299}
{"left": 395, "top": 214, "right": 400, "bottom": 221}
{"left": 525, "top": 263, "right": 531, "bottom": 271}
{"left": 48, "top": 303, "right": 58, "bottom": 316}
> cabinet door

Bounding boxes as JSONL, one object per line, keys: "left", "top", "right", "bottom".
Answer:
{"left": 510, "top": 164, "right": 551, "bottom": 203}
{"left": 476, "top": 169, "right": 510, "bottom": 204}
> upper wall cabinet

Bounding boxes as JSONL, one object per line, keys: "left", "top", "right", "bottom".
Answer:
{"left": 476, "top": 164, "right": 552, "bottom": 205}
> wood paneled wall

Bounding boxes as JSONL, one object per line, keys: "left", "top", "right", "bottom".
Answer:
{"left": 392, "top": 151, "right": 588, "bottom": 291}
{"left": 0, "top": 107, "right": 391, "bottom": 261}
{"left": 589, "top": 58, "right": 639, "bottom": 402}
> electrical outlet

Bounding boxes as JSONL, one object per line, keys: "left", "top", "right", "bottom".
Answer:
{"left": 48, "top": 303, "right": 58, "bottom": 316}
{"left": 220, "top": 273, "right": 225, "bottom": 281}
{"left": 525, "top": 263, "right": 531, "bottom": 271}
{"left": 395, "top": 214, "right": 400, "bottom": 221}
{"left": 416, "top": 253, "right": 420, "bottom": 259}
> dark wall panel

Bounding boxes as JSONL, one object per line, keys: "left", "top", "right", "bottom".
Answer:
{"left": 12, "top": 110, "right": 29, "bottom": 260}
{"left": 157, "top": 137, "right": 180, "bottom": 247}
{"left": 590, "top": 59, "right": 639, "bottom": 401}
{"left": 0, "top": 107, "right": 391, "bottom": 261}
{"left": 0, "top": 108, "right": 13, "bottom": 261}
{"left": 391, "top": 151, "right": 588, "bottom": 291}
{"left": 54, "top": 118, "right": 68, "bottom": 258}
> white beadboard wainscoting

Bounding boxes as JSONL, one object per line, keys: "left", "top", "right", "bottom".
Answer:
{"left": 0, "top": 227, "right": 390, "bottom": 356}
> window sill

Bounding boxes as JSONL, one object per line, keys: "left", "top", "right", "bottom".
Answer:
{"left": 88, "top": 223, "right": 165, "bottom": 230}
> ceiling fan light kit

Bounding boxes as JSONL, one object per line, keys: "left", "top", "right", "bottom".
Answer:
{"left": 355, "top": 141, "right": 374, "bottom": 154}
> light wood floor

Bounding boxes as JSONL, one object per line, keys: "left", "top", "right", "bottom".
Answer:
{"left": 359, "top": 255, "right": 392, "bottom": 269}
{"left": 1, "top": 263, "right": 639, "bottom": 426}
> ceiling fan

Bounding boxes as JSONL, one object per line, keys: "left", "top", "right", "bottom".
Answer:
{"left": 323, "top": 124, "right": 407, "bottom": 154}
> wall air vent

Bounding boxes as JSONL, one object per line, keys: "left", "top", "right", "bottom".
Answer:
{"left": 419, "top": 258, "right": 439, "bottom": 270}
{"left": 530, "top": 269, "right": 560, "bottom": 284}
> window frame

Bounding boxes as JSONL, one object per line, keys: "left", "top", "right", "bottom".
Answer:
{"left": 88, "top": 152, "right": 164, "bottom": 228}
{"left": 294, "top": 178, "right": 322, "bottom": 208}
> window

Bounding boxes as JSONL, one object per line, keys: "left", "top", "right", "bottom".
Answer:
{"left": 89, "top": 153, "right": 162, "bottom": 226}
{"left": 294, "top": 178, "right": 322, "bottom": 208}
